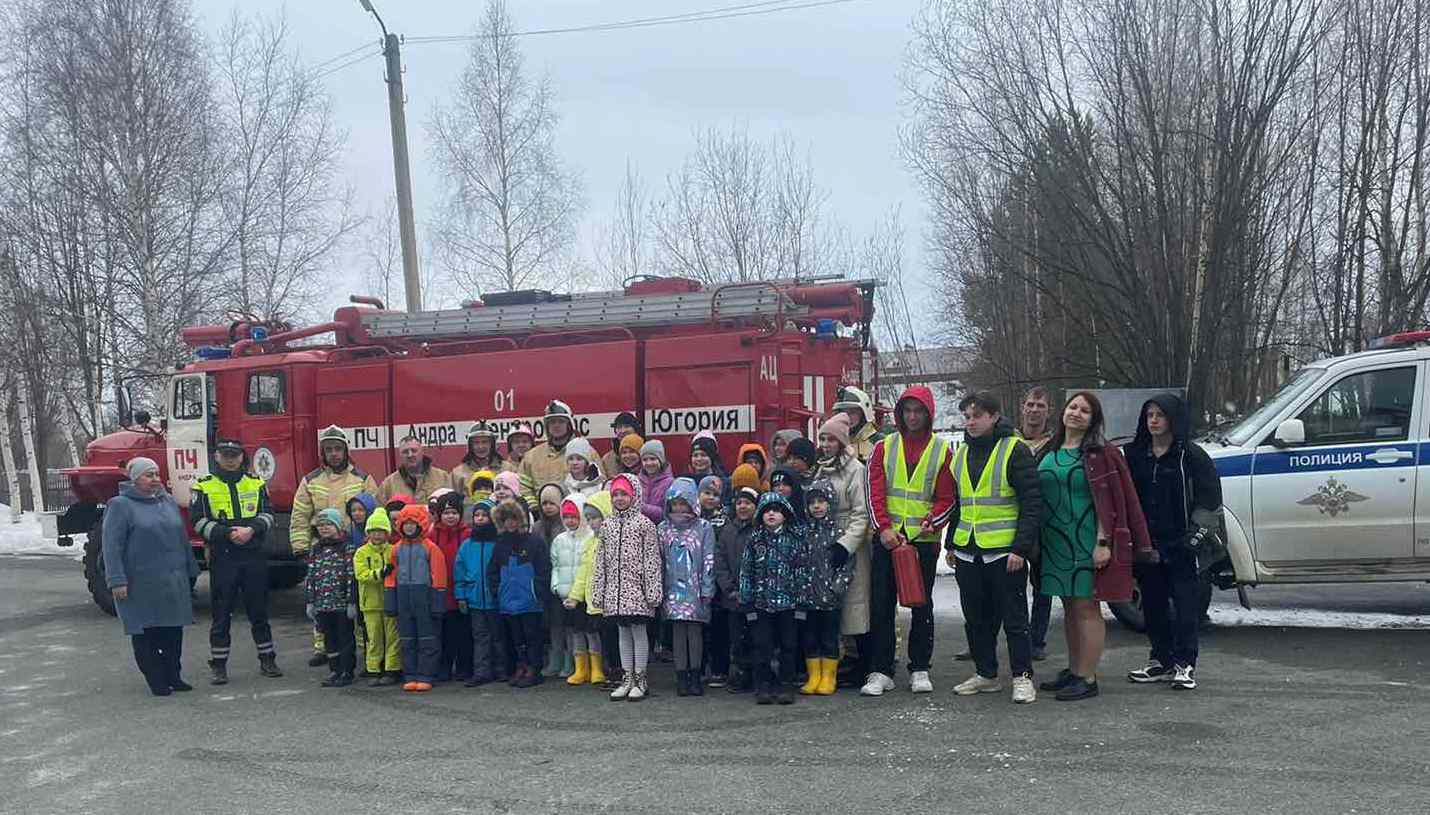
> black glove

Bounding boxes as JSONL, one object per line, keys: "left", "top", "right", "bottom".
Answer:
{"left": 380, "top": 564, "right": 393, "bottom": 578}
{"left": 826, "top": 543, "right": 849, "bottom": 570}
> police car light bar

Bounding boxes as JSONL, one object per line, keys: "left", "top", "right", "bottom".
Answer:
{"left": 1369, "top": 330, "right": 1430, "bottom": 349}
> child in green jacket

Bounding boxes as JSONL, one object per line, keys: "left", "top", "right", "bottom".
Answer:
{"left": 354, "top": 508, "right": 401, "bottom": 686}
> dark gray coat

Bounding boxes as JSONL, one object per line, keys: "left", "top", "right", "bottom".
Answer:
{"left": 102, "top": 482, "right": 199, "bottom": 635}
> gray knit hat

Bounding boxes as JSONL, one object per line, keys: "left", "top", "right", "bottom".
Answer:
{"left": 639, "top": 439, "right": 667, "bottom": 468}
{"left": 126, "top": 457, "right": 160, "bottom": 481}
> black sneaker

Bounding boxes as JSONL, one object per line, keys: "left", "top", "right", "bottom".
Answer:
{"left": 307, "top": 653, "right": 329, "bottom": 668}
{"left": 1127, "top": 660, "right": 1173, "bottom": 684}
{"left": 169, "top": 679, "right": 193, "bottom": 692}
{"left": 1039, "top": 668, "right": 1075, "bottom": 692}
{"left": 1055, "top": 676, "right": 1100, "bottom": 701}
{"left": 321, "top": 672, "right": 343, "bottom": 687}
{"left": 1170, "top": 664, "right": 1197, "bottom": 691}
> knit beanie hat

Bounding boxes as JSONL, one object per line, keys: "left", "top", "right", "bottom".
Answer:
{"left": 471, "top": 498, "right": 495, "bottom": 518}
{"left": 698, "top": 475, "right": 724, "bottom": 497}
{"left": 433, "top": 489, "right": 464, "bottom": 519}
{"left": 364, "top": 507, "right": 392, "bottom": 533}
{"left": 733, "top": 486, "right": 760, "bottom": 506}
{"left": 818, "top": 413, "right": 852, "bottom": 450}
{"left": 126, "top": 456, "right": 160, "bottom": 481}
{"left": 639, "top": 439, "right": 667, "bottom": 468}
{"left": 494, "top": 471, "right": 521, "bottom": 495}
{"left": 691, "top": 435, "right": 719, "bottom": 460}
{"left": 731, "top": 463, "right": 762, "bottom": 494}
{"left": 620, "top": 433, "right": 646, "bottom": 454}
{"left": 314, "top": 508, "right": 344, "bottom": 530}
{"left": 786, "top": 438, "right": 820, "bottom": 469}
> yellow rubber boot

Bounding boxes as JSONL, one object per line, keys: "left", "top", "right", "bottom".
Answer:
{"left": 588, "top": 653, "right": 607, "bottom": 686}
{"left": 816, "top": 658, "right": 839, "bottom": 695}
{"left": 800, "top": 658, "right": 822, "bottom": 695}
{"left": 567, "top": 653, "right": 591, "bottom": 686}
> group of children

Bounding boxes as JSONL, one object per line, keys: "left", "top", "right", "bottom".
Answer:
{"left": 302, "top": 432, "right": 856, "bottom": 704}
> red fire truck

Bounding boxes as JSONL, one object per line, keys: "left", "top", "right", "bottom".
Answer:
{"left": 50, "top": 276, "right": 878, "bottom": 614}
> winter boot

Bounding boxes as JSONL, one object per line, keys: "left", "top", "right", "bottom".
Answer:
{"left": 208, "top": 659, "right": 229, "bottom": 686}
{"left": 800, "top": 658, "right": 822, "bottom": 695}
{"left": 588, "top": 653, "right": 607, "bottom": 686}
{"left": 754, "top": 665, "right": 773, "bottom": 705}
{"left": 628, "top": 672, "right": 648, "bottom": 701}
{"left": 690, "top": 671, "right": 705, "bottom": 697}
{"left": 610, "top": 672, "right": 633, "bottom": 701}
{"left": 562, "top": 651, "right": 576, "bottom": 678}
{"left": 376, "top": 671, "right": 401, "bottom": 687}
{"left": 676, "top": 670, "right": 690, "bottom": 697}
{"left": 321, "top": 671, "right": 344, "bottom": 687}
{"left": 542, "top": 637, "right": 565, "bottom": 678}
{"left": 258, "top": 654, "right": 283, "bottom": 678}
{"left": 816, "top": 658, "right": 839, "bottom": 695}
{"left": 728, "top": 668, "right": 753, "bottom": 694}
{"left": 567, "top": 654, "right": 591, "bottom": 686}
{"left": 307, "top": 652, "right": 328, "bottom": 668}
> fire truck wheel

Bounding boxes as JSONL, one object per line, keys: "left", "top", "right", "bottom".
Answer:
{"left": 83, "top": 521, "right": 117, "bottom": 617}
{"left": 267, "top": 563, "right": 306, "bottom": 590}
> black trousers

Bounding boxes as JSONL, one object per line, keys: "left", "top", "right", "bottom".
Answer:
{"left": 706, "top": 605, "right": 731, "bottom": 675}
{"left": 208, "top": 555, "right": 273, "bottom": 660}
{"left": 315, "top": 611, "right": 356, "bottom": 674}
{"left": 505, "top": 612, "right": 545, "bottom": 668}
{"left": 869, "top": 540, "right": 939, "bottom": 675}
{"left": 470, "top": 609, "right": 509, "bottom": 681}
{"left": 725, "top": 606, "right": 752, "bottom": 671}
{"left": 601, "top": 619, "right": 622, "bottom": 676}
{"left": 1137, "top": 554, "right": 1201, "bottom": 668}
{"left": 131, "top": 626, "right": 184, "bottom": 692}
{"left": 751, "top": 610, "right": 798, "bottom": 684}
{"left": 1030, "top": 591, "right": 1053, "bottom": 650}
{"left": 439, "top": 609, "right": 473, "bottom": 680}
{"left": 955, "top": 554, "right": 1032, "bottom": 679}
{"left": 801, "top": 609, "right": 841, "bottom": 659}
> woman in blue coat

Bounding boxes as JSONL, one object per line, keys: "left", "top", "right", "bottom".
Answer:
{"left": 102, "top": 457, "right": 200, "bottom": 696}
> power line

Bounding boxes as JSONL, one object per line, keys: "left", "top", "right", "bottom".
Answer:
{"left": 310, "top": 0, "right": 860, "bottom": 80}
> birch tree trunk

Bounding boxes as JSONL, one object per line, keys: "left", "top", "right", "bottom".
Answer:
{"left": 0, "top": 396, "right": 21, "bottom": 522}
{"left": 14, "top": 381, "right": 45, "bottom": 512}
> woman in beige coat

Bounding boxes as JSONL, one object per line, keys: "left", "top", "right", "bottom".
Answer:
{"left": 815, "top": 415, "right": 871, "bottom": 641}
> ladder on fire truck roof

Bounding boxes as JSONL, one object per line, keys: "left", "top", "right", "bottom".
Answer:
{"left": 359, "top": 282, "right": 826, "bottom": 340}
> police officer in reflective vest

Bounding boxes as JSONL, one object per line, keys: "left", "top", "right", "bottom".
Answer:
{"left": 190, "top": 438, "right": 281, "bottom": 685}
{"left": 943, "top": 391, "right": 1042, "bottom": 704}
{"left": 861, "top": 385, "right": 955, "bottom": 697}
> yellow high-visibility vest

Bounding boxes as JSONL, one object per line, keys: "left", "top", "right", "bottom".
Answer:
{"left": 882, "top": 434, "right": 950, "bottom": 543}
{"left": 194, "top": 474, "right": 264, "bottom": 521}
{"left": 950, "top": 436, "right": 1019, "bottom": 551}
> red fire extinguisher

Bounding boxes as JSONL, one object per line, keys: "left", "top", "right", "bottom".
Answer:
{"left": 892, "top": 541, "right": 928, "bottom": 608}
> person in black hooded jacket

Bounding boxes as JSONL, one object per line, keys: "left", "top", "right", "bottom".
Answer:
{"left": 1123, "top": 393, "right": 1222, "bottom": 691}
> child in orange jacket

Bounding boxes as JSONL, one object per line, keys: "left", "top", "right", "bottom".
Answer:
{"left": 384, "top": 504, "right": 448, "bottom": 692}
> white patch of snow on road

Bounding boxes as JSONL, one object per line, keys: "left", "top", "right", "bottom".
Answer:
{"left": 0, "top": 504, "right": 83, "bottom": 559}
{"left": 1208, "top": 606, "right": 1430, "bottom": 630}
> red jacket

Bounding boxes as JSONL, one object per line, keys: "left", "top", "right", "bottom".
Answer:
{"left": 866, "top": 385, "right": 956, "bottom": 538}
{"left": 1083, "top": 444, "right": 1152, "bottom": 602}
{"left": 428, "top": 522, "right": 470, "bottom": 611}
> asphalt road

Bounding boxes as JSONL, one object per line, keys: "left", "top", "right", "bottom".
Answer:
{"left": 2, "top": 556, "right": 1428, "bottom": 815}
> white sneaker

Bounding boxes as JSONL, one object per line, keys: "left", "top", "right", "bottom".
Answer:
{"left": 627, "top": 672, "right": 648, "bottom": 701}
{"left": 1170, "top": 664, "right": 1196, "bottom": 691}
{"left": 609, "top": 675, "right": 632, "bottom": 700}
{"left": 1011, "top": 674, "right": 1036, "bottom": 704}
{"left": 910, "top": 671, "right": 933, "bottom": 693}
{"left": 953, "top": 674, "right": 1002, "bottom": 695}
{"left": 859, "top": 672, "right": 895, "bottom": 697}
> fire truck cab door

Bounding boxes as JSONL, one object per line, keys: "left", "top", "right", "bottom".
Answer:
{"left": 167, "top": 372, "right": 212, "bottom": 507}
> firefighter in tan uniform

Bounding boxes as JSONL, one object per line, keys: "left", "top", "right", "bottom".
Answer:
{"left": 377, "top": 436, "right": 450, "bottom": 505}
{"left": 518, "top": 401, "right": 579, "bottom": 505}
{"left": 833, "top": 385, "right": 882, "bottom": 465}
{"left": 290, "top": 425, "right": 378, "bottom": 665}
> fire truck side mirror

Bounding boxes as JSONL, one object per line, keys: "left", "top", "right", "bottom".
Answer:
{"left": 134, "top": 409, "right": 152, "bottom": 426}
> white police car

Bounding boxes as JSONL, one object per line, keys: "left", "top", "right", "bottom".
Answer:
{"left": 1203, "top": 331, "right": 1430, "bottom": 594}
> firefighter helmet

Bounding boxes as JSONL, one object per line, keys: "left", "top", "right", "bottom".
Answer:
{"left": 544, "top": 400, "right": 574, "bottom": 422}
{"left": 833, "top": 385, "right": 874, "bottom": 425}
{"left": 467, "top": 421, "right": 498, "bottom": 441}
{"left": 317, "top": 425, "right": 350, "bottom": 449}
{"left": 507, "top": 423, "right": 535, "bottom": 444}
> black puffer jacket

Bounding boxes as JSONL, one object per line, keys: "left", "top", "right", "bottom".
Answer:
{"left": 945, "top": 423, "right": 1041, "bottom": 558}
{"left": 1123, "top": 394, "right": 1222, "bottom": 550}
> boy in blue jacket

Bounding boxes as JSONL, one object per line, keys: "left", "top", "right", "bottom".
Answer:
{"left": 455, "top": 499, "right": 507, "bottom": 686}
{"left": 487, "top": 499, "right": 551, "bottom": 688}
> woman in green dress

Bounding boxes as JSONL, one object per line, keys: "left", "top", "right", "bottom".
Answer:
{"left": 1036, "top": 393, "right": 1115, "bottom": 700}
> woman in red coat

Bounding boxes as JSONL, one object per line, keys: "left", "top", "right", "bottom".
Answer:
{"left": 1036, "top": 392, "right": 1152, "bottom": 700}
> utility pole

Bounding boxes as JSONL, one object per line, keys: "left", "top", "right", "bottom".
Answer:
{"left": 361, "top": 2, "right": 422, "bottom": 312}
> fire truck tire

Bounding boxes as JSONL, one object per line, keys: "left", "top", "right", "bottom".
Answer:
{"left": 1108, "top": 575, "right": 1215, "bottom": 633}
{"left": 267, "top": 563, "right": 306, "bottom": 590}
{"left": 83, "top": 522, "right": 117, "bottom": 617}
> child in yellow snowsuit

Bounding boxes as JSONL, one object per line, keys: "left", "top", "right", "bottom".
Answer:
{"left": 354, "top": 508, "right": 402, "bottom": 685}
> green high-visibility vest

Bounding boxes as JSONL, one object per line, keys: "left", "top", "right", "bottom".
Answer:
{"left": 950, "top": 436, "right": 1019, "bottom": 552}
{"left": 882, "top": 434, "right": 950, "bottom": 543}
{"left": 194, "top": 474, "right": 264, "bottom": 521}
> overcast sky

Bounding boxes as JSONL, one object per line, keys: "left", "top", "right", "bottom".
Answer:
{"left": 191, "top": 0, "right": 929, "bottom": 321}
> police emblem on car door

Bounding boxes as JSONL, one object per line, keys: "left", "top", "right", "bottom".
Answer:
{"left": 1295, "top": 477, "right": 1368, "bottom": 517}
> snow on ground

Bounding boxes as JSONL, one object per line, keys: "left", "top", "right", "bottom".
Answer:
{"left": 0, "top": 505, "right": 83, "bottom": 559}
{"left": 1207, "top": 605, "right": 1430, "bottom": 630}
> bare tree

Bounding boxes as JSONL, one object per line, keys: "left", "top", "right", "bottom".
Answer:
{"left": 213, "top": 10, "right": 360, "bottom": 323}
{"left": 594, "top": 160, "right": 650, "bottom": 289}
{"left": 357, "top": 196, "right": 443, "bottom": 309}
{"left": 428, "top": 0, "right": 583, "bottom": 295}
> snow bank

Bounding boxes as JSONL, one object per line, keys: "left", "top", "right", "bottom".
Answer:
{"left": 0, "top": 505, "right": 84, "bottom": 559}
